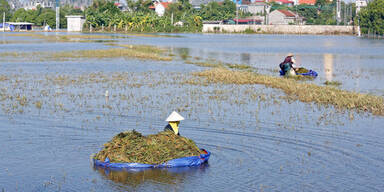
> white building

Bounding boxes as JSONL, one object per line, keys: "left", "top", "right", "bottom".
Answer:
{"left": 149, "top": 2, "right": 171, "bottom": 17}
{"left": 356, "top": 0, "right": 367, "bottom": 13}
{"left": 268, "top": 9, "right": 304, "bottom": 25}
{"left": 66, "top": 15, "right": 85, "bottom": 32}
{"left": 24, "top": 0, "right": 54, "bottom": 10}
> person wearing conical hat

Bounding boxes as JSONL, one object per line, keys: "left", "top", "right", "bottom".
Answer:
{"left": 279, "top": 53, "right": 297, "bottom": 76}
{"left": 164, "top": 111, "right": 184, "bottom": 136}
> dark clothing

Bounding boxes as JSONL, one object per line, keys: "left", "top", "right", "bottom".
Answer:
{"left": 164, "top": 124, "right": 180, "bottom": 136}
{"left": 280, "top": 56, "right": 294, "bottom": 75}
{"left": 283, "top": 56, "right": 293, "bottom": 64}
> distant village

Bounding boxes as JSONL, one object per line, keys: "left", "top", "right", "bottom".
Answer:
{"left": 1, "top": 0, "right": 369, "bottom": 33}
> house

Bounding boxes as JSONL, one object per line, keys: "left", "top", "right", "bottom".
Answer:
{"left": 66, "top": 15, "right": 85, "bottom": 32}
{"left": 270, "top": 0, "right": 294, "bottom": 6}
{"left": 246, "top": 1, "right": 270, "bottom": 15}
{"left": 189, "top": 0, "right": 217, "bottom": 9}
{"left": 268, "top": 9, "right": 304, "bottom": 25}
{"left": 355, "top": 0, "right": 367, "bottom": 13}
{"left": 23, "top": 0, "right": 54, "bottom": 10}
{"left": 149, "top": 2, "right": 171, "bottom": 17}
{"left": 6, "top": 22, "right": 34, "bottom": 31}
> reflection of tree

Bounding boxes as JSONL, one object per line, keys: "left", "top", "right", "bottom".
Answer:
{"left": 240, "top": 53, "right": 250, "bottom": 65}
{"left": 94, "top": 164, "right": 208, "bottom": 189}
{"left": 176, "top": 48, "right": 190, "bottom": 60}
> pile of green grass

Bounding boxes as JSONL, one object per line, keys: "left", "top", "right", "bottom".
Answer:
{"left": 295, "top": 67, "right": 309, "bottom": 74}
{"left": 94, "top": 130, "right": 202, "bottom": 164}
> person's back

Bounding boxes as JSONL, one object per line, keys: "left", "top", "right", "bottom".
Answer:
{"left": 280, "top": 54, "right": 296, "bottom": 75}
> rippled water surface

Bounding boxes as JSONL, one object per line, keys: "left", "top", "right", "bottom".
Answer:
{"left": 0, "top": 32, "right": 384, "bottom": 192}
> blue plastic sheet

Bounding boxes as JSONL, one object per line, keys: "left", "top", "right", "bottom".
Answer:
{"left": 279, "top": 70, "right": 318, "bottom": 77}
{"left": 93, "top": 149, "right": 210, "bottom": 169}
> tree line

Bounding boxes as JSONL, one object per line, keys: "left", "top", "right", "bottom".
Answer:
{"left": 0, "top": 0, "right": 383, "bottom": 34}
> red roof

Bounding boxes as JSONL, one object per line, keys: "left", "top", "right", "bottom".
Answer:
{"left": 298, "top": 0, "right": 316, "bottom": 5}
{"left": 278, "top": 9, "right": 296, "bottom": 17}
{"left": 149, "top": 2, "right": 171, "bottom": 9}
{"left": 271, "top": 0, "right": 294, "bottom": 4}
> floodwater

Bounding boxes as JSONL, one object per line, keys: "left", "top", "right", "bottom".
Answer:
{"left": 0, "top": 32, "right": 384, "bottom": 192}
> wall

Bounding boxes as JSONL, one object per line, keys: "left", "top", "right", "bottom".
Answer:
{"left": 202, "top": 24, "right": 356, "bottom": 35}
{"left": 67, "top": 17, "right": 85, "bottom": 32}
{"left": 269, "top": 10, "right": 287, "bottom": 25}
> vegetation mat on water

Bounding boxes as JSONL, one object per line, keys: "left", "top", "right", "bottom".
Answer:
{"left": 189, "top": 68, "right": 384, "bottom": 116}
{"left": 94, "top": 130, "right": 202, "bottom": 164}
{"left": 50, "top": 47, "right": 171, "bottom": 61}
{"left": 7, "top": 33, "right": 126, "bottom": 43}
{"left": 0, "top": 44, "right": 171, "bottom": 61}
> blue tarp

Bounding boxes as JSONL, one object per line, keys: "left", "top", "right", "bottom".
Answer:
{"left": 280, "top": 69, "right": 318, "bottom": 77}
{"left": 0, "top": 23, "right": 15, "bottom": 31}
{"left": 93, "top": 149, "right": 210, "bottom": 169}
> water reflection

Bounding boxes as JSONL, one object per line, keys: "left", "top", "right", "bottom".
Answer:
{"left": 176, "top": 47, "right": 190, "bottom": 60}
{"left": 323, "top": 53, "right": 334, "bottom": 81}
{"left": 94, "top": 164, "right": 208, "bottom": 188}
{"left": 240, "top": 53, "right": 250, "bottom": 65}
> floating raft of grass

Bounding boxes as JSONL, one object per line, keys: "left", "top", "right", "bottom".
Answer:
{"left": 93, "top": 130, "right": 210, "bottom": 168}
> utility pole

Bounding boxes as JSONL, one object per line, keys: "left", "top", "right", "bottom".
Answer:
{"left": 236, "top": 5, "right": 238, "bottom": 25}
{"left": 336, "top": 0, "right": 341, "bottom": 25}
{"left": 56, "top": 0, "right": 60, "bottom": 31}
{"left": 2, "top": 12, "right": 5, "bottom": 32}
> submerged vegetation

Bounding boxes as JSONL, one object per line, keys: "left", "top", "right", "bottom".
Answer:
{"left": 7, "top": 33, "right": 126, "bottom": 43}
{"left": 324, "top": 80, "right": 342, "bottom": 86}
{"left": 189, "top": 68, "right": 384, "bottom": 116}
{"left": 50, "top": 47, "right": 171, "bottom": 61}
{"left": 0, "top": 43, "right": 171, "bottom": 61}
{"left": 94, "top": 130, "right": 202, "bottom": 164}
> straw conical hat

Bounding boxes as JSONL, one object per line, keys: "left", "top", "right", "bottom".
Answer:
{"left": 287, "top": 53, "right": 294, "bottom": 57}
{"left": 165, "top": 111, "right": 185, "bottom": 122}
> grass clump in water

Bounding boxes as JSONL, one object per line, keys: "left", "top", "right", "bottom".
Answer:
{"left": 227, "top": 64, "right": 252, "bottom": 70}
{"left": 94, "top": 130, "right": 202, "bottom": 164}
{"left": 50, "top": 47, "right": 172, "bottom": 61}
{"left": 190, "top": 68, "right": 384, "bottom": 116}
{"left": 7, "top": 33, "right": 125, "bottom": 42}
{"left": 324, "top": 80, "right": 342, "bottom": 86}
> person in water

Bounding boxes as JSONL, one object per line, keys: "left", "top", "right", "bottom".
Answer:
{"left": 280, "top": 53, "right": 297, "bottom": 76}
{"left": 164, "top": 111, "right": 184, "bottom": 136}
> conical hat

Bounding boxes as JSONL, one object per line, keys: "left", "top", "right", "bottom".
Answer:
{"left": 165, "top": 111, "right": 184, "bottom": 121}
{"left": 287, "top": 53, "right": 294, "bottom": 57}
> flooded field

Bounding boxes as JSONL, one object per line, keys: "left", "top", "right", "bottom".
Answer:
{"left": 0, "top": 32, "right": 384, "bottom": 191}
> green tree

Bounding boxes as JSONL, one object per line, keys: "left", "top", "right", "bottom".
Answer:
{"left": 60, "top": 5, "right": 84, "bottom": 28}
{"left": 0, "top": 0, "right": 11, "bottom": 21}
{"left": 199, "top": 0, "right": 236, "bottom": 21}
{"left": 359, "top": 0, "right": 384, "bottom": 35}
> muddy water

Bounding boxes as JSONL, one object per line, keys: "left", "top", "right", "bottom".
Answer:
{"left": 0, "top": 32, "right": 384, "bottom": 192}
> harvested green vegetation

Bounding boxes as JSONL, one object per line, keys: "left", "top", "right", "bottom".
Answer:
{"left": 94, "top": 130, "right": 202, "bottom": 164}
{"left": 189, "top": 68, "right": 384, "bottom": 116}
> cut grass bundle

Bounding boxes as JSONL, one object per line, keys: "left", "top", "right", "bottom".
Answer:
{"left": 190, "top": 68, "right": 384, "bottom": 116}
{"left": 94, "top": 130, "right": 202, "bottom": 164}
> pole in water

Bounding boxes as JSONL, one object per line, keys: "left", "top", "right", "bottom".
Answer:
{"left": 56, "top": 0, "right": 60, "bottom": 31}
{"left": 2, "top": 12, "right": 4, "bottom": 32}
